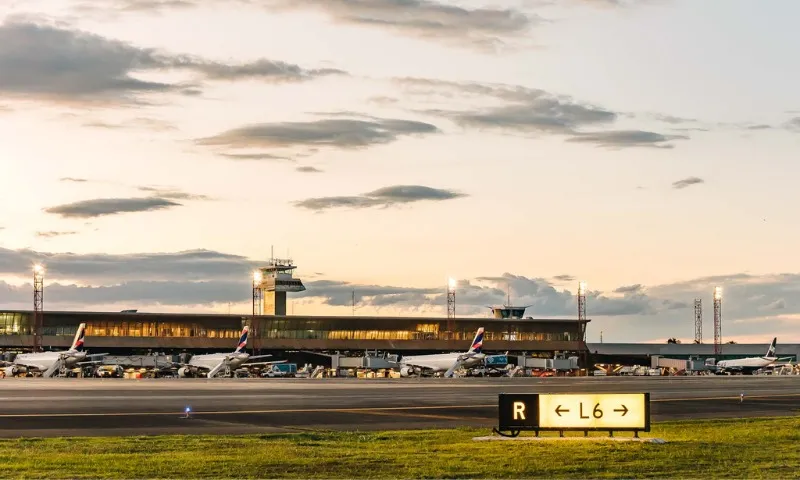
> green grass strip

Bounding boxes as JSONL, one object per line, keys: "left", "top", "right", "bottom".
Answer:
{"left": 2, "top": 417, "right": 800, "bottom": 479}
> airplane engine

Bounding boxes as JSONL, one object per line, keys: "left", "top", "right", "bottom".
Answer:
{"left": 399, "top": 366, "right": 415, "bottom": 377}
{"left": 2, "top": 366, "right": 17, "bottom": 377}
{"left": 177, "top": 367, "right": 192, "bottom": 378}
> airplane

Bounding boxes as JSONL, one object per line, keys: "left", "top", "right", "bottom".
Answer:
{"left": 713, "top": 338, "right": 792, "bottom": 375}
{"left": 399, "top": 327, "right": 485, "bottom": 378}
{"left": 1, "top": 323, "right": 107, "bottom": 377}
{"left": 176, "top": 325, "right": 285, "bottom": 378}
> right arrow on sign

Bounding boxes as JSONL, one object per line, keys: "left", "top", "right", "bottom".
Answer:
{"left": 613, "top": 404, "right": 628, "bottom": 416}
{"left": 555, "top": 405, "right": 570, "bottom": 416}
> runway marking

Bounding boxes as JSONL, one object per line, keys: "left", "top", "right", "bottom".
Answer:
{"left": 2, "top": 394, "right": 800, "bottom": 419}
{"left": 356, "top": 410, "right": 476, "bottom": 421}
{"left": 0, "top": 404, "right": 497, "bottom": 419}
{"left": 651, "top": 393, "right": 800, "bottom": 402}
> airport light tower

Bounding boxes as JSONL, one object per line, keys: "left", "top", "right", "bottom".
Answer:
{"left": 713, "top": 286, "right": 722, "bottom": 355}
{"left": 446, "top": 277, "right": 456, "bottom": 338}
{"left": 33, "top": 264, "right": 44, "bottom": 352}
{"left": 577, "top": 281, "right": 587, "bottom": 322}
{"left": 447, "top": 278, "right": 456, "bottom": 318}
{"left": 252, "top": 270, "right": 263, "bottom": 316}
{"left": 694, "top": 298, "right": 703, "bottom": 344}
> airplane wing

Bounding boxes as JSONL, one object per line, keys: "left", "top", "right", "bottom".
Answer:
{"left": 76, "top": 359, "right": 106, "bottom": 366}
{"left": 246, "top": 355, "right": 274, "bottom": 361}
{"left": 245, "top": 360, "right": 287, "bottom": 366}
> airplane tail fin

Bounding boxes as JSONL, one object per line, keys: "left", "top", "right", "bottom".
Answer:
{"left": 766, "top": 337, "right": 777, "bottom": 358}
{"left": 70, "top": 323, "right": 86, "bottom": 352}
{"left": 468, "top": 327, "right": 484, "bottom": 354}
{"left": 234, "top": 326, "right": 249, "bottom": 353}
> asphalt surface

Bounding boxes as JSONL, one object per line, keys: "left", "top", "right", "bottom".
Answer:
{"left": 1, "top": 376, "right": 799, "bottom": 437}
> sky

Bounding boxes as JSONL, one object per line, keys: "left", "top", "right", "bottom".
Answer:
{"left": 1, "top": 0, "right": 799, "bottom": 343}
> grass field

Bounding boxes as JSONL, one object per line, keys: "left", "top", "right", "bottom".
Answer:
{"left": 2, "top": 417, "right": 800, "bottom": 479}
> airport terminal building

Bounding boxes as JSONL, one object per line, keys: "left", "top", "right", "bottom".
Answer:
{"left": 0, "top": 308, "right": 590, "bottom": 358}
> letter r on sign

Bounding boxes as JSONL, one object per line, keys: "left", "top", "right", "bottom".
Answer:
{"left": 513, "top": 401, "right": 526, "bottom": 420}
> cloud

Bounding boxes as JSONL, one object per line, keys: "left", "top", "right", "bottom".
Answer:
{"left": 254, "top": 0, "right": 538, "bottom": 52}
{"left": 296, "top": 273, "right": 653, "bottom": 317}
{"left": 36, "top": 231, "right": 79, "bottom": 238}
{"left": 368, "top": 96, "right": 399, "bottom": 105}
{"left": 181, "top": 59, "right": 345, "bottom": 82}
{"left": 552, "top": 274, "right": 575, "bottom": 282}
{"left": 74, "top": 0, "right": 198, "bottom": 15}
{"left": 652, "top": 114, "right": 697, "bottom": 125}
{"left": 0, "top": 279, "right": 247, "bottom": 307}
{"left": 0, "top": 18, "right": 342, "bottom": 105}
{"left": 784, "top": 117, "right": 800, "bottom": 132}
{"left": 397, "top": 78, "right": 685, "bottom": 148}
{"left": 83, "top": 117, "right": 177, "bottom": 131}
{"left": 217, "top": 153, "right": 293, "bottom": 162}
{"left": 136, "top": 186, "right": 212, "bottom": 201}
{"left": 614, "top": 284, "right": 643, "bottom": 294}
{"left": 565, "top": 130, "right": 689, "bottom": 149}
{"left": 43, "top": 197, "right": 182, "bottom": 218}
{"left": 293, "top": 185, "right": 466, "bottom": 211}
{"left": 196, "top": 116, "right": 439, "bottom": 151}
{"left": 296, "top": 166, "right": 323, "bottom": 173}
{"left": 60, "top": 177, "right": 88, "bottom": 183}
{"left": 671, "top": 176, "right": 704, "bottom": 189}
{"left": 0, "top": 246, "right": 258, "bottom": 282}
{"left": 762, "top": 298, "right": 786, "bottom": 310}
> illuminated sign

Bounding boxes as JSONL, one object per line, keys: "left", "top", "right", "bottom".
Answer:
{"left": 498, "top": 393, "right": 650, "bottom": 433}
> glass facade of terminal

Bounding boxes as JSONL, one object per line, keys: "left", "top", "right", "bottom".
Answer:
{"left": 0, "top": 311, "right": 586, "bottom": 344}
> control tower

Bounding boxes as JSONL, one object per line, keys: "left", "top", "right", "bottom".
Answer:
{"left": 253, "top": 258, "right": 306, "bottom": 315}
{"left": 489, "top": 305, "right": 530, "bottom": 319}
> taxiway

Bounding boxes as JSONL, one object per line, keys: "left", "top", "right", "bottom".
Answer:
{"left": 1, "top": 376, "right": 798, "bottom": 437}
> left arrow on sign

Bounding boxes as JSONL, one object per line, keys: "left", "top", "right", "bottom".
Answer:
{"left": 613, "top": 404, "right": 628, "bottom": 416}
{"left": 555, "top": 405, "right": 569, "bottom": 416}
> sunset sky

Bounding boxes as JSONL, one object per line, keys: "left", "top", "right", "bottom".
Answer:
{"left": 1, "top": 0, "right": 799, "bottom": 343}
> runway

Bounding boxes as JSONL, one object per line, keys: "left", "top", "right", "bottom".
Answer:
{"left": 1, "top": 376, "right": 799, "bottom": 437}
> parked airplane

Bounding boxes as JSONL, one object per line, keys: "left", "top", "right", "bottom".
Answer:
{"left": 399, "top": 327, "right": 485, "bottom": 377}
{"left": 713, "top": 338, "right": 791, "bottom": 374}
{"left": 176, "top": 326, "right": 285, "bottom": 378}
{"left": 2, "top": 323, "right": 106, "bottom": 377}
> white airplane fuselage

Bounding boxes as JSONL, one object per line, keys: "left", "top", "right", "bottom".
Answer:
{"left": 716, "top": 357, "right": 775, "bottom": 373}
{"left": 14, "top": 350, "right": 87, "bottom": 371}
{"left": 188, "top": 352, "right": 250, "bottom": 371}
{"left": 401, "top": 352, "right": 485, "bottom": 372}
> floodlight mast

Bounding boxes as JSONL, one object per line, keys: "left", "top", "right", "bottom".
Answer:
{"left": 33, "top": 264, "right": 44, "bottom": 352}
{"left": 713, "top": 286, "right": 722, "bottom": 355}
{"left": 577, "top": 281, "right": 587, "bottom": 323}
{"left": 252, "top": 270, "right": 263, "bottom": 316}
{"left": 446, "top": 277, "right": 456, "bottom": 337}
